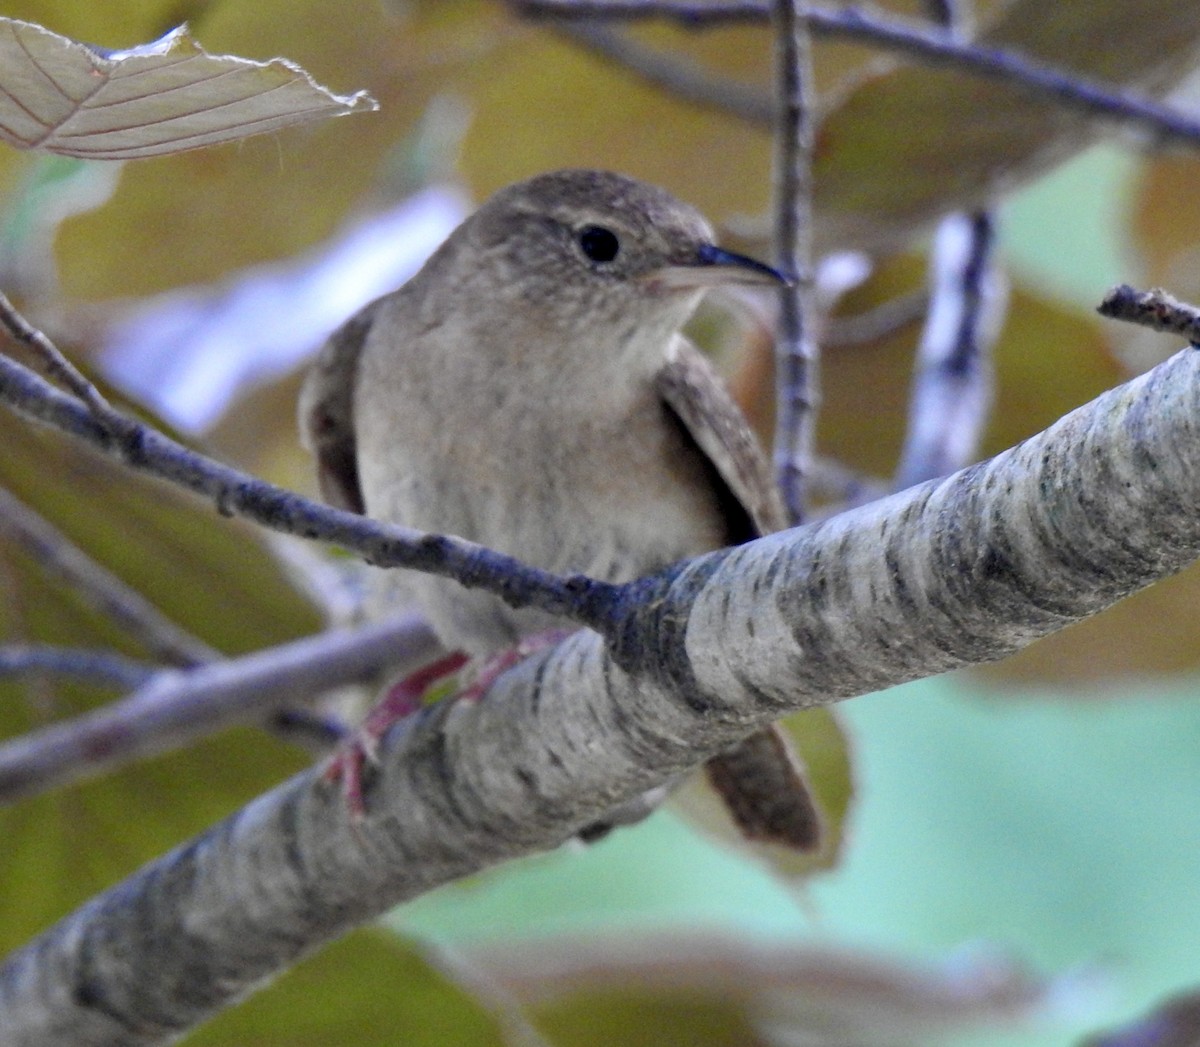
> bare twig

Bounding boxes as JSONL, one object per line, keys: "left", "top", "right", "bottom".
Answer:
{"left": 550, "top": 22, "right": 772, "bottom": 122}
{"left": 0, "top": 645, "right": 158, "bottom": 690}
{"left": 771, "top": 0, "right": 818, "bottom": 523}
{"left": 0, "top": 330, "right": 621, "bottom": 635}
{"left": 0, "top": 486, "right": 217, "bottom": 667}
{"left": 894, "top": 211, "right": 1004, "bottom": 489}
{"left": 0, "top": 612, "right": 439, "bottom": 803}
{"left": 1098, "top": 284, "right": 1200, "bottom": 344}
{"left": 512, "top": 2, "right": 1200, "bottom": 152}
{"left": 924, "top": 0, "right": 968, "bottom": 40}
{"left": 0, "top": 293, "right": 132, "bottom": 438}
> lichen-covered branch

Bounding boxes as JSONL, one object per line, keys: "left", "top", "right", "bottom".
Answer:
{"left": 4, "top": 344, "right": 1200, "bottom": 1045}
{"left": 1099, "top": 283, "right": 1200, "bottom": 343}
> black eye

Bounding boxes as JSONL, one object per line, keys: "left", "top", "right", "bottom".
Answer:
{"left": 578, "top": 225, "right": 620, "bottom": 263}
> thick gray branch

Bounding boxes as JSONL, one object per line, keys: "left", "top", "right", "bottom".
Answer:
{"left": 3, "top": 345, "right": 1200, "bottom": 1045}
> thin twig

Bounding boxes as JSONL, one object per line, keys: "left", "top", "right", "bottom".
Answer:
{"left": 925, "top": 0, "right": 968, "bottom": 40}
{"left": 550, "top": 22, "right": 773, "bottom": 123}
{"left": 771, "top": 0, "right": 818, "bottom": 524}
{"left": 512, "top": 2, "right": 1200, "bottom": 152}
{"left": 0, "top": 613, "right": 440, "bottom": 804}
{"left": 0, "top": 485, "right": 218, "bottom": 667}
{"left": 0, "top": 292, "right": 132, "bottom": 437}
{"left": 0, "top": 645, "right": 158, "bottom": 690}
{"left": 1098, "top": 284, "right": 1200, "bottom": 344}
{"left": 0, "top": 335, "right": 622, "bottom": 635}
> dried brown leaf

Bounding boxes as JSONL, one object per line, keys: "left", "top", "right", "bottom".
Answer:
{"left": 0, "top": 19, "right": 376, "bottom": 160}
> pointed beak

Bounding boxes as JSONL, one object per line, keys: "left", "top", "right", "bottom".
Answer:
{"left": 645, "top": 243, "right": 795, "bottom": 291}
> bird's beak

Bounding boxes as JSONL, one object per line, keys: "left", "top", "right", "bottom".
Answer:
{"left": 645, "top": 243, "right": 795, "bottom": 291}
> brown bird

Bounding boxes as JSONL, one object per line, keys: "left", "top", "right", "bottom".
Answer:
{"left": 300, "top": 169, "right": 820, "bottom": 850}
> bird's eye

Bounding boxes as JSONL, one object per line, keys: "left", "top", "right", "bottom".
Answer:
{"left": 577, "top": 225, "right": 621, "bottom": 263}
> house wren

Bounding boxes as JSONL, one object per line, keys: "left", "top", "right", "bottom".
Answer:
{"left": 300, "top": 169, "right": 820, "bottom": 851}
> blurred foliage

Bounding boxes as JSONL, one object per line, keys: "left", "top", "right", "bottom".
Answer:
{"left": 0, "top": 406, "right": 322, "bottom": 665}
{"left": 191, "top": 931, "right": 515, "bottom": 1047}
{"left": 471, "top": 934, "right": 1050, "bottom": 1047}
{"left": 0, "top": 726, "right": 306, "bottom": 956}
{"left": 2, "top": 1, "right": 1200, "bottom": 1046}
{"left": 3, "top": 0, "right": 1191, "bottom": 300}
{"left": 0, "top": 381, "right": 320, "bottom": 955}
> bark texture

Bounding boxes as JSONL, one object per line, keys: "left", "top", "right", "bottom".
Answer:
{"left": 3, "top": 347, "right": 1200, "bottom": 1045}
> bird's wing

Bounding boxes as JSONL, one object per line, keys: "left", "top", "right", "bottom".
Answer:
{"left": 656, "top": 333, "right": 787, "bottom": 538}
{"left": 656, "top": 334, "right": 821, "bottom": 853}
{"left": 298, "top": 300, "right": 386, "bottom": 516}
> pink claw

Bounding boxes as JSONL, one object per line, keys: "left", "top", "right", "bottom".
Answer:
{"left": 323, "top": 650, "right": 469, "bottom": 820}
{"left": 458, "top": 629, "right": 576, "bottom": 704}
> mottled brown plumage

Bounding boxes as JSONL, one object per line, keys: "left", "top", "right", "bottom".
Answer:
{"left": 300, "top": 169, "right": 820, "bottom": 850}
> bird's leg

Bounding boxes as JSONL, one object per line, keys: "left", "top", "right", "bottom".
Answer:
{"left": 457, "top": 628, "right": 576, "bottom": 704}
{"left": 323, "top": 649, "right": 469, "bottom": 820}
{"left": 323, "top": 631, "right": 576, "bottom": 821}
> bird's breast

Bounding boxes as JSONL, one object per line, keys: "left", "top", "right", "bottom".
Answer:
{"left": 357, "top": 371, "right": 728, "bottom": 654}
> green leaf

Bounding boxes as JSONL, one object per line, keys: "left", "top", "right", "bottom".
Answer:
{"left": 0, "top": 391, "right": 323, "bottom": 953}
{"left": 190, "top": 931, "right": 515, "bottom": 1047}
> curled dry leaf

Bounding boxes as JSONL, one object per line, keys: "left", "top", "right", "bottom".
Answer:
{"left": 0, "top": 18, "right": 377, "bottom": 160}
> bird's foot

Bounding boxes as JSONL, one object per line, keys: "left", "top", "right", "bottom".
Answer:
{"left": 322, "top": 650, "right": 469, "bottom": 821}
{"left": 458, "top": 628, "right": 576, "bottom": 703}
{"left": 323, "top": 630, "right": 576, "bottom": 822}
